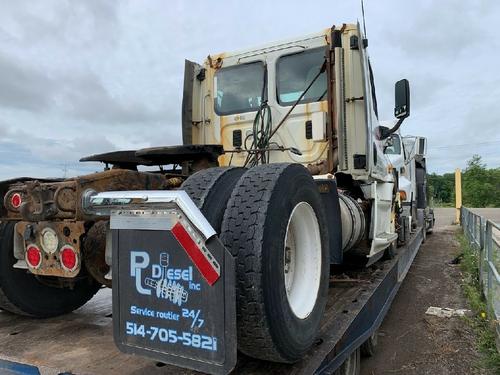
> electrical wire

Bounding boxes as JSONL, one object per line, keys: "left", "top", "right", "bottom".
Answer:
{"left": 268, "top": 61, "right": 326, "bottom": 140}
{"left": 361, "top": 0, "right": 368, "bottom": 38}
{"left": 243, "top": 102, "right": 272, "bottom": 167}
{"left": 244, "top": 67, "right": 273, "bottom": 167}
{"left": 243, "top": 59, "right": 326, "bottom": 167}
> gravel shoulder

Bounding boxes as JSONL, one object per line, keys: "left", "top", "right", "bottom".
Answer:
{"left": 360, "top": 218, "right": 491, "bottom": 374}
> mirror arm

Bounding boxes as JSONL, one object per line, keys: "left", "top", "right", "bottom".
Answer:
{"left": 379, "top": 117, "right": 405, "bottom": 140}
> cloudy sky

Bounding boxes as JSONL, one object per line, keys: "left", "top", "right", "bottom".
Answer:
{"left": 0, "top": 0, "right": 498, "bottom": 179}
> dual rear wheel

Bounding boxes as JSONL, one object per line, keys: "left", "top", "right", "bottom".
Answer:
{"left": 182, "top": 163, "right": 329, "bottom": 363}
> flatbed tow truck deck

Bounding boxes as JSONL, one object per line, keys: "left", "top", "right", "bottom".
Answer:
{"left": 0, "top": 229, "right": 423, "bottom": 375}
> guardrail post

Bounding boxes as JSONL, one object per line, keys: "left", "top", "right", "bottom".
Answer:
{"left": 480, "top": 217, "right": 485, "bottom": 250}
{"left": 479, "top": 216, "right": 484, "bottom": 287}
{"left": 463, "top": 209, "right": 468, "bottom": 239}
{"left": 486, "top": 221, "right": 492, "bottom": 304}
{"left": 474, "top": 215, "right": 478, "bottom": 244}
{"left": 461, "top": 207, "right": 464, "bottom": 229}
{"left": 467, "top": 210, "right": 472, "bottom": 240}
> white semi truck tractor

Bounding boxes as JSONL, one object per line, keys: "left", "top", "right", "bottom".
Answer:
{"left": 0, "top": 23, "right": 424, "bottom": 374}
{"left": 384, "top": 131, "right": 435, "bottom": 244}
{"left": 91, "top": 23, "right": 414, "bottom": 370}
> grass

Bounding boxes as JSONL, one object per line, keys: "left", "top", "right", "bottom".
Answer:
{"left": 457, "top": 233, "right": 500, "bottom": 373}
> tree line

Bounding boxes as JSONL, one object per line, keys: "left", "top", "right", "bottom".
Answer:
{"left": 428, "top": 155, "right": 500, "bottom": 208}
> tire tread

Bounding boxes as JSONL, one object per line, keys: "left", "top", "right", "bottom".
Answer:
{"left": 220, "top": 164, "right": 292, "bottom": 362}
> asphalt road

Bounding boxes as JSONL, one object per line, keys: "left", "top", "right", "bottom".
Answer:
{"left": 434, "top": 207, "right": 500, "bottom": 227}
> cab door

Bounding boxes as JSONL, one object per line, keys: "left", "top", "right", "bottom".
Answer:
{"left": 270, "top": 44, "right": 330, "bottom": 166}
{"left": 182, "top": 60, "right": 215, "bottom": 146}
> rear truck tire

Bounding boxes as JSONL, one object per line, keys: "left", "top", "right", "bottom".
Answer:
{"left": 360, "top": 330, "right": 378, "bottom": 357}
{"left": 220, "top": 163, "right": 330, "bottom": 363}
{"left": 83, "top": 221, "right": 110, "bottom": 287}
{"left": 0, "top": 222, "right": 101, "bottom": 318}
{"left": 181, "top": 166, "right": 246, "bottom": 233}
{"left": 334, "top": 348, "right": 361, "bottom": 375}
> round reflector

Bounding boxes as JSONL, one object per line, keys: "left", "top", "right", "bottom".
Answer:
{"left": 26, "top": 245, "right": 42, "bottom": 269}
{"left": 60, "top": 246, "right": 77, "bottom": 271}
{"left": 11, "top": 193, "right": 22, "bottom": 209}
{"left": 40, "top": 228, "right": 59, "bottom": 254}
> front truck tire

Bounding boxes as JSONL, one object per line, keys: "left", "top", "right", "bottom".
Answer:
{"left": 0, "top": 222, "right": 101, "bottom": 318}
{"left": 220, "top": 163, "right": 330, "bottom": 363}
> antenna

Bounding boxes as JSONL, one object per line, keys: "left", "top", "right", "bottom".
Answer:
{"left": 62, "top": 163, "right": 68, "bottom": 178}
{"left": 361, "top": 0, "right": 367, "bottom": 38}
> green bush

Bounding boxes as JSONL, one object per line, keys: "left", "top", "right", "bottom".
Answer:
{"left": 429, "top": 155, "right": 500, "bottom": 208}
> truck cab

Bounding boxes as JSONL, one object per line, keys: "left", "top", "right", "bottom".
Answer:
{"left": 183, "top": 23, "right": 409, "bottom": 261}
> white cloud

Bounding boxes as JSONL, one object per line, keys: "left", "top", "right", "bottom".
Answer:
{"left": 0, "top": 0, "right": 498, "bottom": 179}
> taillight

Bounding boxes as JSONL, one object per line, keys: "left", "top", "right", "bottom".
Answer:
{"left": 60, "top": 246, "right": 78, "bottom": 271}
{"left": 26, "top": 245, "right": 42, "bottom": 269}
{"left": 10, "top": 193, "right": 22, "bottom": 209}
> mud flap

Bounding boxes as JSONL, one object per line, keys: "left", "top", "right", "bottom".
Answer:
{"left": 92, "top": 192, "right": 237, "bottom": 375}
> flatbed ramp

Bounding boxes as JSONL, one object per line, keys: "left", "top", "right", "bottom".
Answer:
{"left": 0, "top": 230, "right": 423, "bottom": 375}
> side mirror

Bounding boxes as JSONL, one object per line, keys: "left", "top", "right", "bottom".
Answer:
{"left": 394, "top": 79, "right": 410, "bottom": 119}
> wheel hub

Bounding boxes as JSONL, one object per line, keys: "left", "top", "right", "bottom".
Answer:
{"left": 283, "top": 201, "right": 322, "bottom": 319}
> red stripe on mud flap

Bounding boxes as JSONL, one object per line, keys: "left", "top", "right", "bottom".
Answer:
{"left": 171, "top": 222, "right": 220, "bottom": 286}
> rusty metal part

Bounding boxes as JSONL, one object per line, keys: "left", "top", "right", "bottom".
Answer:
{"left": 19, "top": 181, "right": 59, "bottom": 221}
{"left": 82, "top": 221, "right": 110, "bottom": 287}
{"left": 0, "top": 177, "right": 63, "bottom": 219}
{"left": 2, "top": 187, "right": 25, "bottom": 216}
{"left": 326, "top": 25, "right": 339, "bottom": 173}
{"left": 54, "top": 186, "right": 77, "bottom": 212}
{"left": 1, "top": 164, "right": 192, "bottom": 281}
{"left": 207, "top": 55, "right": 223, "bottom": 70}
{"left": 307, "top": 160, "right": 330, "bottom": 175}
{"left": 166, "top": 177, "right": 184, "bottom": 188}
{"left": 4, "top": 169, "right": 171, "bottom": 222}
{"left": 16, "top": 220, "right": 85, "bottom": 278}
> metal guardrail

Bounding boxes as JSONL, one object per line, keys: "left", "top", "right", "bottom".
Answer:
{"left": 461, "top": 207, "right": 500, "bottom": 351}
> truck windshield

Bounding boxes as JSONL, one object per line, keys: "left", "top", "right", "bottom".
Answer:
{"left": 214, "top": 62, "right": 265, "bottom": 115}
{"left": 384, "top": 134, "right": 402, "bottom": 155}
{"left": 277, "top": 47, "right": 327, "bottom": 105}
